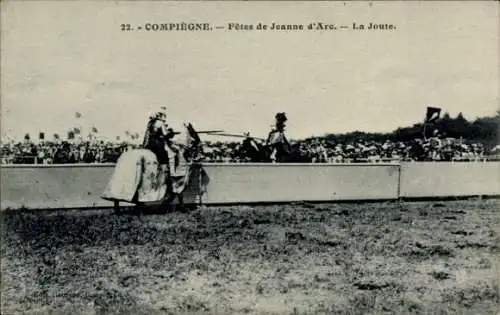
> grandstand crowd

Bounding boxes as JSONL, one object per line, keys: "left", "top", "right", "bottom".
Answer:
{"left": 1, "top": 136, "right": 498, "bottom": 164}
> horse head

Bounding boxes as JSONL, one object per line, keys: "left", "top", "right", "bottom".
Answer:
{"left": 174, "top": 122, "right": 203, "bottom": 163}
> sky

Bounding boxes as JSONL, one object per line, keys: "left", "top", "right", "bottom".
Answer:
{"left": 1, "top": 1, "right": 499, "bottom": 142}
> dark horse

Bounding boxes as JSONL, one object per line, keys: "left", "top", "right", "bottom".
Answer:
{"left": 238, "top": 137, "right": 312, "bottom": 163}
{"left": 239, "top": 137, "right": 270, "bottom": 162}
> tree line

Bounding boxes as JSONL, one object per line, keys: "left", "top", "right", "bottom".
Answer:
{"left": 315, "top": 111, "right": 499, "bottom": 148}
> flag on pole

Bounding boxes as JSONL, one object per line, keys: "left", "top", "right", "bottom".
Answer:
{"left": 425, "top": 107, "right": 441, "bottom": 123}
{"left": 423, "top": 106, "right": 442, "bottom": 140}
{"left": 91, "top": 126, "right": 98, "bottom": 133}
{"left": 75, "top": 112, "right": 82, "bottom": 118}
{"left": 73, "top": 127, "right": 81, "bottom": 135}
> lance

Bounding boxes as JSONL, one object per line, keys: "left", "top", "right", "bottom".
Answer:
{"left": 197, "top": 130, "right": 225, "bottom": 134}
{"left": 204, "top": 132, "right": 266, "bottom": 141}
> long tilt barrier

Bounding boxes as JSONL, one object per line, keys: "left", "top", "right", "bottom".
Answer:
{"left": 1, "top": 162, "right": 499, "bottom": 210}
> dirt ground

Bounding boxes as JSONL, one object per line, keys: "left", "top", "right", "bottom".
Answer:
{"left": 1, "top": 199, "right": 499, "bottom": 315}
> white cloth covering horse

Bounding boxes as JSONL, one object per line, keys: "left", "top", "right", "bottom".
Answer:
{"left": 101, "top": 122, "right": 206, "bottom": 209}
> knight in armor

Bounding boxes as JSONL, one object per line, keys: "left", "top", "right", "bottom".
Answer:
{"left": 142, "top": 110, "right": 169, "bottom": 167}
{"left": 266, "top": 112, "right": 290, "bottom": 162}
{"left": 141, "top": 109, "right": 187, "bottom": 209}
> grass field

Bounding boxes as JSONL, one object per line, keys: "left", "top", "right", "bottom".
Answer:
{"left": 1, "top": 199, "right": 499, "bottom": 314}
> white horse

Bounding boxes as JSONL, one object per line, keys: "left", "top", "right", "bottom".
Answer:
{"left": 101, "top": 123, "right": 207, "bottom": 213}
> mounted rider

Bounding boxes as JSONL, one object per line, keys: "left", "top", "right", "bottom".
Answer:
{"left": 142, "top": 108, "right": 184, "bottom": 197}
{"left": 103, "top": 109, "right": 209, "bottom": 213}
{"left": 142, "top": 109, "right": 169, "bottom": 169}
{"left": 265, "top": 112, "right": 291, "bottom": 162}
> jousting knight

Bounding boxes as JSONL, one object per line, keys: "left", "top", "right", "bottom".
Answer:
{"left": 265, "top": 112, "right": 291, "bottom": 162}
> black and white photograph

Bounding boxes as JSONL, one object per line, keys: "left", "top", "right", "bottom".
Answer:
{"left": 1, "top": 1, "right": 499, "bottom": 314}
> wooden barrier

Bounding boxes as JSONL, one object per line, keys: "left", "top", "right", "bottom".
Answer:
{"left": 200, "top": 163, "right": 399, "bottom": 204}
{"left": 399, "top": 161, "right": 500, "bottom": 198}
{"left": 1, "top": 162, "right": 498, "bottom": 210}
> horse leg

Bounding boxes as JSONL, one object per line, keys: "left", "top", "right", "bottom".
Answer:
{"left": 113, "top": 200, "right": 121, "bottom": 215}
{"left": 158, "top": 163, "right": 175, "bottom": 213}
{"left": 162, "top": 182, "right": 176, "bottom": 213}
{"left": 176, "top": 193, "right": 189, "bottom": 212}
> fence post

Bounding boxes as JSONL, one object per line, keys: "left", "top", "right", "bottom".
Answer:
{"left": 397, "top": 163, "right": 402, "bottom": 200}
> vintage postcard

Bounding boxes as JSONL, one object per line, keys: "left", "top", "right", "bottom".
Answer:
{"left": 1, "top": 1, "right": 499, "bottom": 314}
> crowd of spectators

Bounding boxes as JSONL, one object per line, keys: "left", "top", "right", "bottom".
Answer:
{"left": 1, "top": 136, "right": 498, "bottom": 164}
{"left": 0, "top": 140, "right": 129, "bottom": 164}
{"left": 201, "top": 137, "right": 498, "bottom": 163}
